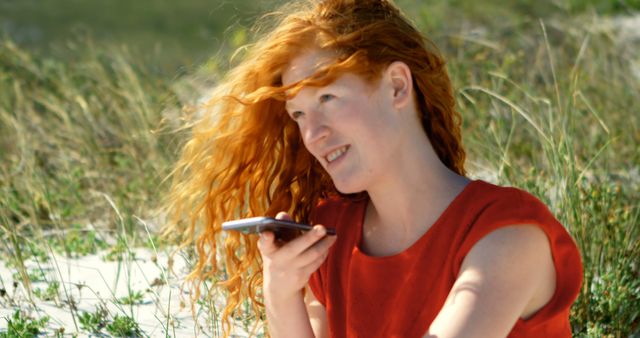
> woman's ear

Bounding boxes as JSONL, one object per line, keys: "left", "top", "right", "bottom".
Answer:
{"left": 385, "top": 61, "right": 413, "bottom": 110}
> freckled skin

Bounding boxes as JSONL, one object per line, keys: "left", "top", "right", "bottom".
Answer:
{"left": 282, "top": 50, "right": 403, "bottom": 194}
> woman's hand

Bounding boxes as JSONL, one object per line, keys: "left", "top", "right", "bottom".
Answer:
{"left": 258, "top": 211, "right": 337, "bottom": 305}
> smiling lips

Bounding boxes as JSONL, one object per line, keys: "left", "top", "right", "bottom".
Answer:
{"left": 325, "top": 145, "right": 350, "bottom": 163}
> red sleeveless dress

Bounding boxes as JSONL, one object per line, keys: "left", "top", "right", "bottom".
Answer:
{"left": 308, "top": 180, "right": 583, "bottom": 337}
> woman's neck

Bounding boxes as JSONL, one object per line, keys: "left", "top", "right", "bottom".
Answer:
{"left": 364, "top": 133, "right": 470, "bottom": 247}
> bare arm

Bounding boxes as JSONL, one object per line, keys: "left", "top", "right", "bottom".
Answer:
{"left": 265, "top": 290, "right": 314, "bottom": 338}
{"left": 258, "top": 212, "right": 337, "bottom": 338}
{"left": 305, "top": 285, "right": 330, "bottom": 338}
{"left": 425, "top": 225, "right": 556, "bottom": 338}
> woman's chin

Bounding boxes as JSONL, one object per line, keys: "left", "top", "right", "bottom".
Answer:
{"left": 333, "top": 180, "right": 365, "bottom": 195}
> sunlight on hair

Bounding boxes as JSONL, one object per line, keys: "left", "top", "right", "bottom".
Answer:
{"left": 162, "top": 1, "right": 465, "bottom": 336}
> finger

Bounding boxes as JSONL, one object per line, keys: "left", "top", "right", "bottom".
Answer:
{"left": 275, "top": 211, "right": 292, "bottom": 221}
{"left": 257, "top": 231, "right": 278, "bottom": 256}
{"left": 298, "top": 238, "right": 336, "bottom": 276}
{"left": 295, "top": 233, "right": 337, "bottom": 268}
{"left": 278, "top": 225, "right": 328, "bottom": 258}
{"left": 300, "top": 258, "right": 326, "bottom": 279}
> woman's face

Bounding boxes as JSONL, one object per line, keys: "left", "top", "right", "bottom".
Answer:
{"left": 282, "top": 49, "right": 404, "bottom": 194}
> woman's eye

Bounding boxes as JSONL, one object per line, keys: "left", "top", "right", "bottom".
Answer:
{"left": 319, "top": 94, "right": 334, "bottom": 103}
{"left": 291, "top": 111, "right": 304, "bottom": 120}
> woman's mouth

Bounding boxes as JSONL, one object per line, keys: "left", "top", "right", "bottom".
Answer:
{"left": 325, "top": 145, "right": 349, "bottom": 164}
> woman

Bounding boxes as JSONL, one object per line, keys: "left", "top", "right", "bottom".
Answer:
{"left": 164, "top": 0, "right": 583, "bottom": 337}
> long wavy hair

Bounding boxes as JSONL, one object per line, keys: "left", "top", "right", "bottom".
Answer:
{"left": 162, "top": 0, "right": 466, "bottom": 336}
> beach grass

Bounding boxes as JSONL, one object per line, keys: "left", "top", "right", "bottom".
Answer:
{"left": 1, "top": 0, "right": 639, "bottom": 336}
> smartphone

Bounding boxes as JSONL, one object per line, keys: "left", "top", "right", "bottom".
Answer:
{"left": 222, "top": 217, "right": 336, "bottom": 242}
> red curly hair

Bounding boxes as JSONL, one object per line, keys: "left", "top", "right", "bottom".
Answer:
{"left": 163, "top": 0, "right": 465, "bottom": 336}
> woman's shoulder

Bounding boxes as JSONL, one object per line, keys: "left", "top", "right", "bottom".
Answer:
{"left": 453, "top": 179, "right": 582, "bottom": 274}
{"left": 467, "top": 179, "right": 557, "bottom": 221}
{"left": 454, "top": 179, "right": 583, "bottom": 291}
{"left": 454, "top": 180, "right": 583, "bottom": 329}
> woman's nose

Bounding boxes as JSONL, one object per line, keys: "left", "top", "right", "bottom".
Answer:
{"left": 301, "top": 112, "right": 330, "bottom": 146}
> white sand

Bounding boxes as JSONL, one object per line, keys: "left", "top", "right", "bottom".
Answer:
{"left": 0, "top": 247, "right": 264, "bottom": 337}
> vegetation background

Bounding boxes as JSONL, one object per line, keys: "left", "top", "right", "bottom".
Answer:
{"left": 0, "top": 0, "right": 638, "bottom": 336}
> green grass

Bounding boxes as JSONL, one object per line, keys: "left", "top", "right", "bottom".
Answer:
{"left": 118, "top": 290, "right": 145, "bottom": 306}
{"left": 0, "top": 37, "right": 178, "bottom": 239}
{"left": 0, "top": 310, "right": 49, "bottom": 338}
{"left": 0, "top": 0, "right": 278, "bottom": 73}
{"left": 33, "top": 281, "right": 60, "bottom": 302}
{"left": 0, "top": 0, "right": 639, "bottom": 336}
{"left": 78, "top": 305, "right": 109, "bottom": 334}
{"left": 106, "top": 314, "right": 143, "bottom": 337}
